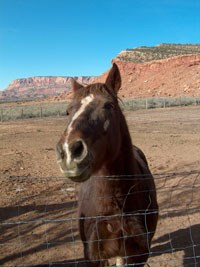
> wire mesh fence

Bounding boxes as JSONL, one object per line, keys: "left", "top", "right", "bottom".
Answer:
{"left": 0, "top": 170, "right": 200, "bottom": 266}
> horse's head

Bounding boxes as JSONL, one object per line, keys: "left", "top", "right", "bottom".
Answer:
{"left": 56, "top": 63, "right": 122, "bottom": 182}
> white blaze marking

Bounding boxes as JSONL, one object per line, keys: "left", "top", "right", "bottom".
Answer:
{"left": 116, "top": 257, "right": 124, "bottom": 266}
{"left": 63, "top": 94, "right": 94, "bottom": 165}
{"left": 108, "top": 257, "right": 124, "bottom": 266}
{"left": 104, "top": 119, "right": 110, "bottom": 131}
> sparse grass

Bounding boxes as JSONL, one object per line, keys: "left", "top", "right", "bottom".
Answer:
{"left": 0, "top": 101, "right": 69, "bottom": 122}
{"left": 1, "top": 96, "right": 200, "bottom": 122}
{"left": 121, "top": 96, "right": 200, "bottom": 110}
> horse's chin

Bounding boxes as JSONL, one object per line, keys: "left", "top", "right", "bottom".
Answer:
{"left": 57, "top": 150, "right": 94, "bottom": 182}
{"left": 62, "top": 165, "right": 92, "bottom": 182}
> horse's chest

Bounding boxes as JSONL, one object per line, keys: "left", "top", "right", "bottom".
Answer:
{"left": 79, "top": 179, "right": 125, "bottom": 216}
{"left": 98, "top": 187, "right": 124, "bottom": 214}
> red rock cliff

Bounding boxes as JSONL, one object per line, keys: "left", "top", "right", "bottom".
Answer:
{"left": 95, "top": 54, "right": 200, "bottom": 98}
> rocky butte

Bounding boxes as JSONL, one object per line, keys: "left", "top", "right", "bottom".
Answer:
{"left": 95, "top": 44, "right": 200, "bottom": 98}
{"left": 0, "top": 44, "right": 200, "bottom": 101}
{"left": 0, "top": 76, "right": 95, "bottom": 101}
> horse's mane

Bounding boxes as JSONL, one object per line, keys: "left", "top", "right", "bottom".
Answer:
{"left": 74, "top": 83, "right": 120, "bottom": 103}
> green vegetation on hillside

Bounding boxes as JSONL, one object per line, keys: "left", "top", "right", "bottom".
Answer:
{"left": 117, "top": 44, "right": 200, "bottom": 63}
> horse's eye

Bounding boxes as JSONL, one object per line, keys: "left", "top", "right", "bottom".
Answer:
{"left": 104, "top": 102, "right": 114, "bottom": 110}
{"left": 66, "top": 109, "right": 70, "bottom": 116}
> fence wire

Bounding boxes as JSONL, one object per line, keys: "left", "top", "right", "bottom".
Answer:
{"left": 0, "top": 170, "right": 200, "bottom": 267}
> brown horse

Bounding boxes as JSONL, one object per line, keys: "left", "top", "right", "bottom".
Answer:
{"left": 56, "top": 63, "right": 158, "bottom": 266}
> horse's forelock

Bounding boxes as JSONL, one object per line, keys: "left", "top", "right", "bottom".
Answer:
{"left": 73, "top": 82, "right": 118, "bottom": 103}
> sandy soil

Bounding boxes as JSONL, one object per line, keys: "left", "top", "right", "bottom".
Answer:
{"left": 0, "top": 106, "right": 200, "bottom": 267}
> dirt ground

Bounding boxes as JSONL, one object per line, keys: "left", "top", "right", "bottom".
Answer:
{"left": 0, "top": 106, "right": 200, "bottom": 267}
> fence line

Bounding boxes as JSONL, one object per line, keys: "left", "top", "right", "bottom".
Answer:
{"left": 0, "top": 170, "right": 200, "bottom": 266}
{"left": 1, "top": 96, "right": 200, "bottom": 122}
{"left": 0, "top": 101, "right": 68, "bottom": 122}
{"left": 122, "top": 96, "right": 200, "bottom": 111}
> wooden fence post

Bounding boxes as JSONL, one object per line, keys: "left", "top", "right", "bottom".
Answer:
{"left": 145, "top": 98, "right": 148, "bottom": 109}
{"left": 40, "top": 106, "right": 43, "bottom": 118}
{"left": 1, "top": 108, "right": 3, "bottom": 122}
{"left": 21, "top": 108, "right": 24, "bottom": 119}
{"left": 163, "top": 98, "right": 166, "bottom": 108}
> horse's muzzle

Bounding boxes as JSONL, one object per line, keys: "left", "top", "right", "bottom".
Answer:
{"left": 56, "top": 139, "right": 93, "bottom": 182}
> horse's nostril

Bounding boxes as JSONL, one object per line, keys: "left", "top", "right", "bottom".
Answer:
{"left": 71, "top": 140, "right": 85, "bottom": 160}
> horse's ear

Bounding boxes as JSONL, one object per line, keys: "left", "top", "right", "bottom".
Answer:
{"left": 105, "top": 63, "right": 121, "bottom": 95}
{"left": 70, "top": 78, "right": 83, "bottom": 92}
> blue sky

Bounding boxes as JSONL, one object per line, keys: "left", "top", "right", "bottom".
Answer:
{"left": 0, "top": 0, "right": 199, "bottom": 91}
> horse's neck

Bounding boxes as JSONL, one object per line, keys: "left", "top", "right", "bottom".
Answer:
{"left": 113, "top": 114, "right": 135, "bottom": 173}
{"left": 99, "top": 114, "right": 136, "bottom": 177}
{"left": 90, "top": 129, "right": 137, "bottom": 215}
{"left": 84, "top": 116, "right": 139, "bottom": 215}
